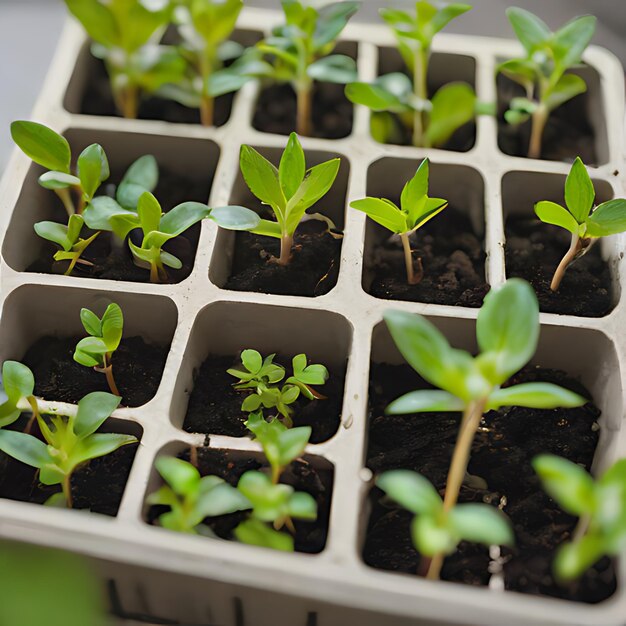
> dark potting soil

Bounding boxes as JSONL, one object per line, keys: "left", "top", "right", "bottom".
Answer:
{"left": 497, "top": 75, "right": 597, "bottom": 164}
{"left": 367, "top": 208, "right": 489, "bottom": 308}
{"left": 505, "top": 217, "right": 613, "bottom": 317}
{"left": 183, "top": 355, "right": 344, "bottom": 444}
{"left": 27, "top": 168, "right": 206, "bottom": 284}
{"left": 23, "top": 335, "right": 169, "bottom": 407}
{"left": 147, "top": 447, "right": 333, "bottom": 554}
{"left": 225, "top": 221, "right": 343, "bottom": 297}
{"left": 363, "top": 363, "right": 616, "bottom": 602}
{"left": 0, "top": 415, "right": 138, "bottom": 517}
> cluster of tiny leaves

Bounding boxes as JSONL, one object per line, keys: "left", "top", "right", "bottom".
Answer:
{"left": 74, "top": 303, "right": 124, "bottom": 369}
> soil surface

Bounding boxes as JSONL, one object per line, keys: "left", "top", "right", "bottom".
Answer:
{"left": 0, "top": 415, "right": 138, "bottom": 516}
{"left": 147, "top": 447, "right": 333, "bottom": 554}
{"left": 363, "top": 363, "right": 616, "bottom": 602}
{"left": 183, "top": 355, "right": 344, "bottom": 444}
{"left": 505, "top": 218, "right": 613, "bottom": 317}
{"left": 225, "top": 221, "right": 343, "bottom": 297}
{"left": 497, "top": 75, "right": 597, "bottom": 164}
{"left": 367, "top": 208, "right": 489, "bottom": 308}
{"left": 24, "top": 335, "right": 169, "bottom": 407}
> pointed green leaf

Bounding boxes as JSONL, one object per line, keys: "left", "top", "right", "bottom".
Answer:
{"left": 277, "top": 426, "right": 311, "bottom": 466}
{"left": 80, "top": 308, "right": 102, "bottom": 337}
{"left": 545, "top": 74, "right": 587, "bottom": 112}
{"left": 34, "top": 221, "right": 72, "bottom": 251}
{"left": 65, "top": 0, "right": 118, "bottom": 47}
{"left": 350, "top": 198, "right": 406, "bottom": 233}
{"left": 488, "top": 383, "right": 586, "bottom": 410}
{"left": 73, "top": 391, "right": 121, "bottom": 438}
{"left": 400, "top": 159, "right": 429, "bottom": 217}
{"left": 431, "top": 4, "right": 472, "bottom": 34}
{"left": 287, "top": 491, "right": 317, "bottom": 520}
{"left": 535, "top": 200, "right": 579, "bottom": 234}
{"left": 159, "top": 201, "right": 210, "bottom": 236}
{"left": 554, "top": 534, "right": 606, "bottom": 582}
{"left": 424, "top": 82, "right": 476, "bottom": 148}
{"left": 552, "top": 15, "right": 596, "bottom": 69}
{"left": 234, "top": 518, "right": 294, "bottom": 551}
{"left": 307, "top": 54, "right": 357, "bottom": 84}
{"left": 345, "top": 76, "right": 411, "bottom": 113}
{"left": 74, "top": 337, "right": 107, "bottom": 368}
{"left": 197, "top": 481, "right": 251, "bottom": 518}
{"left": 71, "top": 433, "right": 136, "bottom": 466}
{"left": 386, "top": 389, "right": 465, "bottom": 414}
{"left": 11, "top": 121, "right": 71, "bottom": 173}
{"left": 449, "top": 503, "right": 514, "bottom": 546}
{"left": 137, "top": 192, "right": 163, "bottom": 237}
{"left": 2, "top": 361, "right": 35, "bottom": 405}
{"left": 586, "top": 200, "right": 626, "bottom": 237}
{"left": 506, "top": 7, "right": 551, "bottom": 53}
{"left": 156, "top": 456, "right": 200, "bottom": 495}
{"left": 77, "top": 143, "right": 109, "bottom": 201}
{"left": 279, "top": 133, "right": 306, "bottom": 201}
{"left": 0, "top": 429, "right": 52, "bottom": 469}
{"left": 377, "top": 470, "right": 442, "bottom": 516}
{"left": 314, "top": 1, "right": 359, "bottom": 48}
{"left": 240, "top": 145, "right": 285, "bottom": 213}
{"left": 101, "top": 303, "right": 123, "bottom": 352}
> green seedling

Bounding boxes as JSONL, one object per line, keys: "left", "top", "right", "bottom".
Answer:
{"left": 148, "top": 456, "right": 251, "bottom": 534}
{"left": 383, "top": 278, "right": 586, "bottom": 579}
{"left": 345, "top": 1, "right": 475, "bottom": 148}
{"left": 534, "top": 157, "right": 626, "bottom": 292}
{"left": 73, "top": 303, "right": 124, "bottom": 397}
{"left": 499, "top": 8, "right": 596, "bottom": 159}
{"left": 0, "top": 391, "right": 135, "bottom": 507}
{"left": 0, "top": 361, "right": 40, "bottom": 433}
{"left": 350, "top": 158, "right": 447, "bottom": 284}
{"left": 11, "top": 121, "right": 109, "bottom": 216}
{"left": 240, "top": 133, "right": 340, "bottom": 265}
{"left": 65, "top": 0, "right": 184, "bottom": 119}
{"left": 377, "top": 470, "right": 513, "bottom": 577}
{"left": 534, "top": 455, "right": 626, "bottom": 583}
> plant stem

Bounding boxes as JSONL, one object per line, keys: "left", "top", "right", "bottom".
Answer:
{"left": 190, "top": 445, "right": 198, "bottom": 468}
{"left": 426, "top": 553, "right": 444, "bottom": 580}
{"left": 400, "top": 232, "right": 421, "bottom": 285}
{"left": 528, "top": 104, "right": 548, "bottom": 159}
{"left": 55, "top": 188, "right": 75, "bottom": 217}
{"left": 551, "top": 232, "right": 582, "bottom": 292}
{"left": 63, "top": 473, "right": 74, "bottom": 509}
{"left": 572, "top": 514, "right": 591, "bottom": 543}
{"left": 296, "top": 83, "right": 313, "bottom": 137}
{"left": 278, "top": 234, "right": 294, "bottom": 266}
{"left": 24, "top": 396, "right": 40, "bottom": 434}
{"left": 101, "top": 353, "right": 121, "bottom": 397}
{"left": 271, "top": 465, "right": 281, "bottom": 485}
{"left": 200, "top": 95, "right": 215, "bottom": 127}
{"left": 412, "top": 47, "right": 429, "bottom": 147}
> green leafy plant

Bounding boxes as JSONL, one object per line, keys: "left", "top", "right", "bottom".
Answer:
{"left": 345, "top": 1, "right": 475, "bottom": 148}
{"left": 534, "top": 455, "right": 626, "bottom": 583}
{"left": 383, "top": 278, "right": 586, "bottom": 579}
{"left": 350, "top": 158, "right": 447, "bottom": 284}
{"left": 377, "top": 470, "right": 513, "bottom": 577}
{"left": 148, "top": 456, "right": 251, "bottom": 534}
{"left": 534, "top": 157, "right": 626, "bottom": 292}
{"left": 74, "top": 303, "right": 124, "bottom": 397}
{"left": 11, "top": 121, "right": 109, "bottom": 216}
{"left": 0, "top": 391, "right": 135, "bottom": 507}
{"left": 498, "top": 8, "right": 596, "bottom": 159}
{"left": 65, "top": 0, "right": 184, "bottom": 119}
{"left": 0, "top": 361, "right": 40, "bottom": 433}
{"left": 240, "top": 132, "right": 340, "bottom": 265}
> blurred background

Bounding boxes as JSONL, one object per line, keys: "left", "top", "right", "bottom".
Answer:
{"left": 0, "top": 0, "right": 624, "bottom": 168}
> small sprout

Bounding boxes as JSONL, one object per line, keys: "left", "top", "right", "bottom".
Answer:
{"left": 73, "top": 303, "right": 124, "bottom": 397}
{"left": 534, "top": 157, "right": 626, "bottom": 292}
{"left": 240, "top": 133, "right": 340, "bottom": 265}
{"left": 0, "top": 391, "right": 135, "bottom": 507}
{"left": 384, "top": 278, "right": 586, "bottom": 579}
{"left": 286, "top": 353, "right": 329, "bottom": 400}
{"left": 499, "top": 8, "right": 596, "bottom": 159}
{"left": 345, "top": 2, "right": 475, "bottom": 148}
{"left": 148, "top": 456, "right": 251, "bottom": 535}
{"left": 533, "top": 455, "right": 626, "bottom": 583}
{"left": 350, "top": 158, "right": 448, "bottom": 284}
{"left": 0, "top": 361, "right": 40, "bottom": 433}
{"left": 11, "top": 121, "right": 109, "bottom": 216}
{"left": 227, "top": 349, "right": 286, "bottom": 390}
{"left": 234, "top": 470, "right": 317, "bottom": 552}
{"left": 65, "top": 0, "right": 184, "bottom": 119}
{"left": 377, "top": 470, "right": 513, "bottom": 578}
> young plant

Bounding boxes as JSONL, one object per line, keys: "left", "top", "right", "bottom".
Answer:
{"left": 11, "top": 121, "right": 110, "bottom": 216}
{"left": 345, "top": 2, "right": 475, "bottom": 148}
{"left": 498, "top": 8, "right": 596, "bottom": 159}
{"left": 65, "top": 0, "right": 184, "bottom": 119}
{"left": 533, "top": 455, "right": 626, "bottom": 583}
{"left": 0, "top": 361, "right": 40, "bottom": 433}
{"left": 383, "top": 278, "right": 586, "bottom": 579}
{"left": 240, "top": 133, "right": 340, "bottom": 265}
{"left": 377, "top": 470, "right": 513, "bottom": 578}
{"left": 148, "top": 456, "right": 251, "bottom": 534}
{"left": 73, "top": 303, "right": 124, "bottom": 397}
{"left": 350, "top": 158, "right": 447, "bottom": 284}
{"left": 0, "top": 391, "right": 135, "bottom": 507}
{"left": 534, "top": 157, "right": 626, "bottom": 292}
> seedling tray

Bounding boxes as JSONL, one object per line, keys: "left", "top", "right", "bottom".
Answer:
{"left": 0, "top": 7, "right": 625, "bottom": 626}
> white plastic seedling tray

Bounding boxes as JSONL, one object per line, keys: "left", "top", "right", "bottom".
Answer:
{"left": 0, "top": 7, "right": 625, "bottom": 626}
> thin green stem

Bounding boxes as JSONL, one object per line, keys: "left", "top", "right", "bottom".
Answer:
{"left": 412, "top": 47, "right": 429, "bottom": 147}
{"left": 63, "top": 473, "right": 74, "bottom": 509}
{"left": 55, "top": 188, "right": 76, "bottom": 217}
{"left": 551, "top": 232, "right": 582, "bottom": 292}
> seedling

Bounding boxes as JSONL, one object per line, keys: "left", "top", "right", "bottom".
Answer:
{"left": 534, "top": 455, "right": 626, "bottom": 583}
{"left": 148, "top": 456, "right": 251, "bottom": 535}
{"left": 74, "top": 303, "right": 124, "bottom": 397}
{"left": 0, "top": 361, "right": 39, "bottom": 433}
{"left": 377, "top": 470, "right": 513, "bottom": 578}
{"left": 65, "top": 0, "right": 184, "bottom": 119}
{"left": 0, "top": 391, "right": 135, "bottom": 507}
{"left": 240, "top": 133, "right": 340, "bottom": 265}
{"left": 534, "top": 157, "right": 626, "bottom": 292}
{"left": 345, "top": 1, "right": 475, "bottom": 148}
{"left": 350, "top": 158, "right": 447, "bottom": 284}
{"left": 383, "top": 278, "right": 586, "bottom": 578}
{"left": 11, "top": 121, "right": 109, "bottom": 216}
{"left": 498, "top": 8, "right": 596, "bottom": 159}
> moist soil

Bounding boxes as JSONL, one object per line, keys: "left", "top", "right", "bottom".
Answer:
{"left": 225, "top": 221, "right": 343, "bottom": 297}
{"left": 506, "top": 217, "right": 613, "bottom": 317}
{"left": 28, "top": 168, "right": 207, "bottom": 284}
{"left": 147, "top": 447, "right": 333, "bottom": 554}
{"left": 0, "top": 415, "right": 138, "bottom": 517}
{"left": 367, "top": 207, "right": 489, "bottom": 308}
{"left": 364, "top": 363, "right": 616, "bottom": 602}
{"left": 497, "top": 75, "right": 597, "bottom": 164}
{"left": 23, "top": 335, "right": 169, "bottom": 407}
{"left": 183, "top": 355, "right": 344, "bottom": 444}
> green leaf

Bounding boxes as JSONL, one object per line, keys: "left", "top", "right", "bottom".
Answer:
{"left": 209, "top": 205, "right": 261, "bottom": 231}
{"left": 424, "top": 82, "right": 476, "bottom": 148}
{"left": 307, "top": 54, "right": 357, "bottom": 84}
{"left": 234, "top": 518, "right": 294, "bottom": 551}
{"left": 386, "top": 389, "right": 465, "bottom": 414}
{"left": 158, "top": 201, "right": 211, "bottom": 236}
{"left": 0, "top": 429, "right": 51, "bottom": 468}
{"left": 411, "top": 514, "right": 457, "bottom": 556}
{"left": 497, "top": 58, "right": 537, "bottom": 91}
{"left": 73, "top": 392, "right": 121, "bottom": 438}
{"left": 34, "top": 221, "right": 72, "bottom": 251}
{"left": 400, "top": 159, "right": 429, "bottom": 217}
{"left": 488, "top": 383, "right": 586, "bottom": 410}
{"left": 101, "top": 303, "right": 124, "bottom": 352}
{"left": 431, "top": 4, "right": 472, "bottom": 34}
{"left": 279, "top": 133, "right": 306, "bottom": 200}
{"left": 544, "top": 74, "right": 587, "bottom": 112}
{"left": 77, "top": 144, "right": 109, "bottom": 201}
{"left": 197, "top": 480, "right": 251, "bottom": 518}
{"left": 73, "top": 433, "right": 137, "bottom": 466}
{"left": 11, "top": 121, "right": 71, "bottom": 173}
{"left": 1, "top": 361, "right": 35, "bottom": 405}
{"left": 65, "top": 0, "right": 118, "bottom": 47}
{"left": 553, "top": 534, "right": 606, "bottom": 582}
{"left": 586, "top": 200, "right": 626, "bottom": 237}
{"left": 449, "top": 503, "right": 514, "bottom": 546}
{"left": 74, "top": 337, "right": 107, "bottom": 368}
{"left": 552, "top": 15, "right": 596, "bottom": 69}
{"left": 287, "top": 491, "right": 317, "bottom": 520}
{"left": 350, "top": 198, "right": 406, "bottom": 233}
{"left": 242, "top": 349, "right": 263, "bottom": 374}
{"left": 137, "top": 192, "right": 163, "bottom": 237}
{"left": 377, "top": 470, "right": 442, "bottom": 516}
{"left": 345, "top": 75, "right": 411, "bottom": 113}
{"left": 506, "top": 7, "right": 551, "bottom": 54}
{"left": 314, "top": 1, "right": 359, "bottom": 48}
{"left": 504, "top": 109, "right": 531, "bottom": 126}
{"left": 290, "top": 354, "right": 328, "bottom": 385}
{"left": 80, "top": 308, "right": 102, "bottom": 337}
{"left": 240, "top": 145, "right": 285, "bottom": 213}
{"left": 277, "top": 426, "right": 311, "bottom": 466}
{"left": 156, "top": 457, "right": 200, "bottom": 495}
{"left": 83, "top": 196, "right": 133, "bottom": 232}
{"left": 117, "top": 155, "right": 158, "bottom": 209}
{"left": 38, "top": 171, "right": 81, "bottom": 190}
{"left": 535, "top": 200, "right": 579, "bottom": 234}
